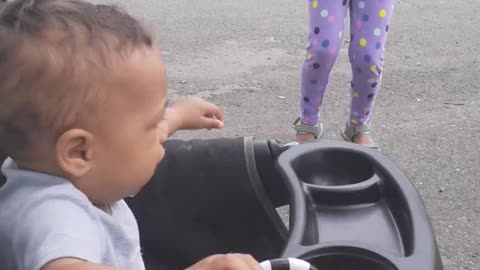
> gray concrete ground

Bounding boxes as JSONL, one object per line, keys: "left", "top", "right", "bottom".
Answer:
{"left": 108, "top": 0, "right": 478, "bottom": 268}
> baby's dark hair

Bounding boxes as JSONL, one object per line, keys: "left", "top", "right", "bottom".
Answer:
{"left": 0, "top": 0, "right": 153, "bottom": 160}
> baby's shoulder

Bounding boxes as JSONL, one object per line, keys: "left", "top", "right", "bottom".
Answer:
{"left": 0, "top": 171, "right": 96, "bottom": 232}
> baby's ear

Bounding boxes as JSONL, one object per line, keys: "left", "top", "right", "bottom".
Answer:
{"left": 55, "top": 129, "right": 95, "bottom": 179}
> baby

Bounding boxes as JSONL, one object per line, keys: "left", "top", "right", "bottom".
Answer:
{"left": 0, "top": 1, "right": 262, "bottom": 270}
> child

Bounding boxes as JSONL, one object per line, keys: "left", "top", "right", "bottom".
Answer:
{"left": 0, "top": 1, "right": 262, "bottom": 270}
{"left": 295, "top": 0, "right": 395, "bottom": 148}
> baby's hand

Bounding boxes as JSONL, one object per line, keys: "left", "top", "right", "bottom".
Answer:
{"left": 166, "top": 96, "right": 224, "bottom": 135}
{"left": 187, "top": 254, "right": 262, "bottom": 270}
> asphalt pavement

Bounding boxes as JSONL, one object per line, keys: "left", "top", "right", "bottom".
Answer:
{"left": 99, "top": 0, "right": 479, "bottom": 268}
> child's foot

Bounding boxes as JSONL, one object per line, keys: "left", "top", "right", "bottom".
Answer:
{"left": 296, "top": 133, "right": 316, "bottom": 143}
{"left": 341, "top": 123, "right": 379, "bottom": 149}
{"left": 293, "top": 118, "right": 323, "bottom": 143}
{"left": 352, "top": 133, "right": 375, "bottom": 145}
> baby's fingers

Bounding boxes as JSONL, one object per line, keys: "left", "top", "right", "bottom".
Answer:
{"left": 238, "top": 255, "right": 262, "bottom": 270}
{"left": 213, "top": 254, "right": 252, "bottom": 270}
{"left": 205, "top": 104, "right": 224, "bottom": 122}
{"left": 203, "top": 116, "right": 224, "bottom": 129}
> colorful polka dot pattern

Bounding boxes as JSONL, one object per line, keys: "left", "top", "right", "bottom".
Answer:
{"left": 300, "top": 0, "right": 395, "bottom": 126}
{"left": 359, "top": 38, "right": 367, "bottom": 47}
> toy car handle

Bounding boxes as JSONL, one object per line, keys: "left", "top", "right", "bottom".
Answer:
{"left": 260, "top": 258, "right": 318, "bottom": 270}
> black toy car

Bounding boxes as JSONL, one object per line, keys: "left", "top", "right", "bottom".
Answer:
{"left": 0, "top": 137, "right": 443, "bottom": 270}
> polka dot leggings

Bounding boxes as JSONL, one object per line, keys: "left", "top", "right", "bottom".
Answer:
{"left": 301, "top": 0, "right": 395, "bottom": 127}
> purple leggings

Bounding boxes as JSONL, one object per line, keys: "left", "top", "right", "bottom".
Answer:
{"left": 301, "top": 0, "right": 395, "bottom": 126}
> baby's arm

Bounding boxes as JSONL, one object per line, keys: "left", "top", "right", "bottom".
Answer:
{"left": 164, "top": 96, "right": 224, "bottom": 136}
{"left": 44, "top": 254, "right": 262, "bottom": 270}
{"left": 43, "top": 259, "right": 116, "bottom": 270}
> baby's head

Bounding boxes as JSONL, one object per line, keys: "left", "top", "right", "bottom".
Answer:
{"left": 0, "top": 0, "right": 169, "bottom": 204}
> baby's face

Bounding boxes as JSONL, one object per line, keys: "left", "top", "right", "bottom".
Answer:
{"left": 78, "top": 48, "right": 169, "bottom": 204}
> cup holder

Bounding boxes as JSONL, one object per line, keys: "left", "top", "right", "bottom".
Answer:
{"left": 279, "top": 140, "right": 443, "bottom": 270}
{"left": 302, "top": 251, "right": 398, "bottom": 270}
{"left": 292, "top": 149, "right": 375, "bottom": 186}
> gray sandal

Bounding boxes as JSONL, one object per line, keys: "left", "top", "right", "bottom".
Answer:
{"left": 293, "top": 118, "right": 324, "bottom": 139}
{"left": 341, "top": 123, "right": 379, "bottom": 149}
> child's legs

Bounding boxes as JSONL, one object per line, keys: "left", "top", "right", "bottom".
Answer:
{"left": 348, "top": 0, "right": 395, "bottom": 126}
{"left": 300, "top": 0, "right": 349, "bottom": 126}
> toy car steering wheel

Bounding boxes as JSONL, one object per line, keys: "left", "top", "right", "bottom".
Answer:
{"left": 260, "top": 258, "right": 318, "bottom": 270}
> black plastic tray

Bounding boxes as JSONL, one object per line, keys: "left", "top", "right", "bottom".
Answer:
{"left": 276, "top": 140, "right": 443, "bottom": 270}
{"left": 0, "top": 138, "right": 443, "bottom": 270}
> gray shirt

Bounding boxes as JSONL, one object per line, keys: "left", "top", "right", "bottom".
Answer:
{"left": 0, "top": 159, "right": 145, "bottom": 270}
